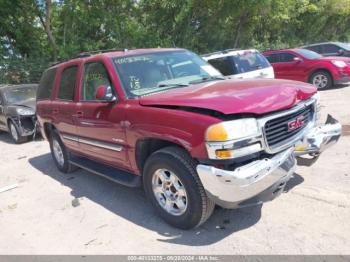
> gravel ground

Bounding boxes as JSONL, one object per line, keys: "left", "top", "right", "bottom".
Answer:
{"left": 0, "top": 85, "right": 349, "bottom": 255}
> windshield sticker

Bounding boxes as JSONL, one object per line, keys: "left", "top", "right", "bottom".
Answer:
{"left": 201, "top": 65, "right": 221, "bottom": 76}
{"left": 129, "top": 76, "right": 141, "bottom": 89}
{"left": 115, "top": 56, "right": 151, "bottom": 64}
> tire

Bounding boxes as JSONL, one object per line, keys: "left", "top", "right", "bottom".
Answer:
{"left": 49, "top": 130, "right": 77, "bottom": 173}
{"left": 309, "top": 70, "right": 333, "bottom": 89}
{"left": 143, "top": 146, "right": 215, "bottom": 229}
{"left": 9, "top": 120, "right": 28, "bottom": 144}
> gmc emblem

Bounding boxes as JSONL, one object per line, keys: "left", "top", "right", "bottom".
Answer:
{"left": 287, "top": 116, "right": 305, "bottom": 132}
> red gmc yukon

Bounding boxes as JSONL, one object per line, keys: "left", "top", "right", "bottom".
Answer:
{"left": 36, "top": 48, "right": 341, "bottom": 229}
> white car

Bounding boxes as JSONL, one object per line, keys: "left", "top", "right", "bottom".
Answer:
{"left": 202, "top": 49, "right": 275, "bottom": 79}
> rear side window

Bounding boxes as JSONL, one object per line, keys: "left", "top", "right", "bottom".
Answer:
{"left": 265, "top": 54, "right": 280, "bottom": 64}
{"left": 306, "top": 45, "right": 322, "bottom": 53}
{"left": 37, "top": 68, "right": 57, "bottom": 100}
{"left": 207, "top": 57, "right": 234, "bottom": 76}
{"left": 279, "top": 53, "right": 296, "bottom": 62}
{"left": 57, "top": 66, "right": 78, "bottom": 101}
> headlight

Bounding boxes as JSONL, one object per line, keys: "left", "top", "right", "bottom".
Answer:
{"left": 331, "top": 60, "right": 347, "bottom": 68}
{"left": 206, "top": 118, "right": 260, "bottom": 142}
{"left": 16, "top": 108, "right": 35, "bottom": 116}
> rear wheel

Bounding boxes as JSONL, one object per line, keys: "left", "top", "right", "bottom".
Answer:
{"left": 143, "top": 146, "right": 215, "bottom": 229}
{"left": 310, "top": 70, "right": 332, "bottom": 89}
{"left": 9, "top": 121, "right": 27, "bottom": 144}
{"left": 49, "top": 130, "right": 77, "bottom": 173}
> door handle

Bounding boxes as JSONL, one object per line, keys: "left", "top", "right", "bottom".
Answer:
{"left": 75, "top": 111, "right": 84, "bottom": 118}
{"left": 52, "top": 108, "right": 59, "bottom": 114}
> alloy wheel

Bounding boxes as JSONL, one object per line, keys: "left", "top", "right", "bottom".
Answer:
{"left": 312, "top": 74, "right": 328, "bottom": 89}
{"left": 10, "top": 123, "right": 18, "bottom": 141}
{"left": 152, "top": 168, "right": 188, "bottom": 216}
{"left": 52, "top": 139, "right": 65, "bottom": 167}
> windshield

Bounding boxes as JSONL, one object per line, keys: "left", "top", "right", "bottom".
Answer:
{"left": 338, "top": 42, "right": 350, "bottom": 50}
{"left": 231, "top": 51, "right": 271, "bottom": 74}
{"left": 207, "top": 51, "right": 270, "bottom": 76}
{"left": 113, "top": 50, "right": 223, "bottom": 97}
{"left": 4, "top": 86, "right": 37, "bottom": 104}
{"left": 296, "top": 49, "right": 323, "bottom": 59}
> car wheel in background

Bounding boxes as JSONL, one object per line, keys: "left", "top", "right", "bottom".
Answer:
{"left": 310, "top": 70, "right": 332, "bottom": 89}
{"left": 49, "top": 130, "right": 78, "bottom": 173}
{"left": 143, "top": 146, "right": 215, "bottom": 229}
{"left": 9, "top": 120, "right": 27, "bottom": 144}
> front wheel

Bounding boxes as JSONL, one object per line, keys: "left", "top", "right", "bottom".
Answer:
{"left": 143, "top": 146, "right": 215, "bottom": 229}
{"left": 9, "top": 120, "right": 27, "bottom": 144}
{"left": 310, "top": 70, "right": 332, "bottom": 89}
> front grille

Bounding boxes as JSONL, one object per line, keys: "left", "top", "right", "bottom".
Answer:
{"left": 264, "top": 105, "right": 314, "bottom": 148}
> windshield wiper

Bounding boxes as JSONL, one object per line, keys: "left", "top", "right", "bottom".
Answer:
{"left": 189, "top": 76, "right": 225, "bottom": 84}
{"left": 157, "top": 83, "right": 188, "bottom": 88}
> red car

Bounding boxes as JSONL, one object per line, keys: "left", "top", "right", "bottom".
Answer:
{"left": 36, "top": 48, "right": 341, "bottom": 229}
{"left": 263, "top": 48, "right": 350, "bottom": 89}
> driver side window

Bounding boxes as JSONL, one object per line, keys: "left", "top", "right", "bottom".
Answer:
{"left": 81, "top": 62, "right": 113, "bottom": 101}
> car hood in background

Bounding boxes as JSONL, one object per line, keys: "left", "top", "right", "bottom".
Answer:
{"left": 317, "top": 56, "right": 350, "bottom": 62}
{"left": 139, "top": 79, "right": 316, "bottom": 115}
{"left": 8, "top": 99, "right": 36, "bottom": 111}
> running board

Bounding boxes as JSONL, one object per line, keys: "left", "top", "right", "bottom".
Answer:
{"left": 69, "top": 154, "right": 141, "bottom": 188}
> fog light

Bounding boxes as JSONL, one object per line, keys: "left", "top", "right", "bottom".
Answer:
{"left": 294, "top": 145, "right": 306, "bottom": 151}
{"left": 215, "top": 149, "right": 233, "bottom": 159}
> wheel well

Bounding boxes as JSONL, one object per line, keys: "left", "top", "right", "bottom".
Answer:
{"left": 308, "top": 68, "right": 333, "bottom": 83}
{"left": 43, "top": 123, "right": 56, "bottom": 139}
{"left": 7, "top": 117, "right": 18, "bottom": 129}
{"left": 7, "top": 118, "right": 12, "bottom": 127}
{"left": 135, "top": 138, "right": 185, "bottom": 174}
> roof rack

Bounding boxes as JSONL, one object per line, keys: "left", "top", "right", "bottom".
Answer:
{"left": 73, "top": 48, "right": 129, "bottom": 59}
{"left": 50, "top": 48, "right": 129, "bottom": 67}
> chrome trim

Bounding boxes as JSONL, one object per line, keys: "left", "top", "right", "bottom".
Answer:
{"left": 197, "top": 148, "right": 296, "bottom": 204}
{"left": 62, "top": 134, "right": 123, "bottom": 152}
{"left": 205, "top": 98, "right": 317, "bottom": 159}
{"left": 80, "top": 121, "right": 95, "bottom": 126}
{"left": 258, "top": 98, "right": 316, "bottom": 154}
{"left": 62, "top": 134, "right": 79, "bottom": 142}
{"left": 206, "top": 135, "right": 263, "bottom": 159}
{"left": 80, "top": 137, "right": 123, "bottom": 152}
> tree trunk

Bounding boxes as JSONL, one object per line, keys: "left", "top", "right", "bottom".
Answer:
{"left": 233, "top": 21, "right": 242, "bottom": 48}
{"left": 38, "top": 0, "right": 58, "bottom": 60}
{"left": 233, "top": 13, "right": 248, "bottom": 48}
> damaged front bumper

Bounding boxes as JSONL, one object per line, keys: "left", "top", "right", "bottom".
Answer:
{"left": 196, "top": 115, "right": 342, "bottom": 208}
{"left": 294, "top": 115, "right": 342, "bottom": 157}
{"left": 11, "top": 115, "right": 39, "bottom": 137}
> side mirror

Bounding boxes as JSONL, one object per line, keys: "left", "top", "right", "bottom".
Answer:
{"left": 95, "top": 85, "right": 117, "bottom": 102}
{"left": 293, "top": 56, "right": 303, "bottom": 63}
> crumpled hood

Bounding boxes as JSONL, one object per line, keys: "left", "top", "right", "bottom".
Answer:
{"left": 19, "top": 99, "right": 36, "bottom": 111}
{"left": 139, "top": 79, "right": 317, "bottom": 115}
{"left": 8, "top": 99, "right": 36, "bottom": 112}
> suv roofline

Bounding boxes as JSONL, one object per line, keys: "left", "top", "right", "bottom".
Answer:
{"left": 263, "top": 48, "right": 312, "bottom": 54}
{"left": 49, "top": 47, "right": 186, "bottom": 68}
{"left": 301, "top": 41, "right": 343, "bottom": 48}
{"left": 202, "top": 48, "right": 259, "bottom": 59}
